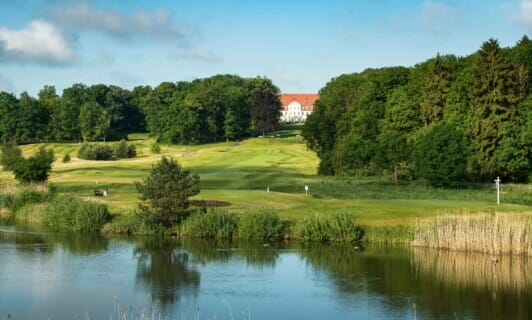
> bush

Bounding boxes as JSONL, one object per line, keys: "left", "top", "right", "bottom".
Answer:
{"left": 42, "top": 196, "right": 111, "bottom": 232}
{"left": 13, "top": 146, "right": 55, "bottom": 183}
{"left": 8, "top": 188, "right": 45, "bottom": 212}
{"left": 151, "top": 143, "right": 161, "bottom": 154}
{"left": 295, "top": 212, "right": 365, "bottom": 243}
{"left": 113, "top": 139, "right": 137, "bottom": 158}
{"left": 238, "top": 209, "right": 284, "bottom": 242}
{"left": 181, "top": 210, "right": 237, "bottom": 239}
{"left": 77, "top": 143, "right": 113, "bottom": 160}
{"left": 0, "top": 141, "right": 22, "bottom": 171}
{"left": 62, "top": 153, "right": 71, "bottom": 163}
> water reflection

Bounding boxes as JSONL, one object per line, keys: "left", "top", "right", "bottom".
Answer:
{"left": 0, "top": 226, "right": 530, "bottom": 320}
{"left": 181, "top": 239, "right": 280, "bottom": 268}
{"left": 134, "top": 240, "right": 200, "bottom": 308}
{"left": 0, "top": 226, "right": 108, "bottom": 256}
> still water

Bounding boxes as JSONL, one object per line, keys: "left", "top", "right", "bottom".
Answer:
{"left": 0, "top": 225, "right": 530, "bottom": 320}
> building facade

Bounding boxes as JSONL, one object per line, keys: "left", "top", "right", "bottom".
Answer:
{"left": 279, "top": 93, "right": 318, "bottom": 123}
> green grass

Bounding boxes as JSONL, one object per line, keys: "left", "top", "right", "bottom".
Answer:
{"left": 1, "top": 128, "right": 530, "bottom": 242}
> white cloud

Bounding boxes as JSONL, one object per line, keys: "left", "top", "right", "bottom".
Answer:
{"left": 171, "top": 48, "right": 222, "bottom": 63}
{"left": 51, "top": 2, "right": 188, "bottom": 41}
{"left": 421, "top": 1, "right": 456, "bottom": 34}
{"left": 517, "top": 0, "right": 532, "bottom": 30}
{"left": 0, "top": 20, "right": 74, "bottom": 65}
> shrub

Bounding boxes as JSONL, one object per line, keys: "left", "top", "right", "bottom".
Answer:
{"left": 77, "top": 143, "right": 113, "bottom": 160}
{"left": 8, "top": 188, "right": 45, "bottom": 212}
{"left": 42, "top": 196, "right": 111, "bottom": 232}
{"left": 151, "top": 143, "right": 161, "bottom": 154}
{"left": 113, "top": 139, "right": 137, "bottom": 158}
{"left": 182, "top": 210, "right": 237, "bottom": 239}
{"left": 295, "top": 212, "right": 365, "bottom": 243}
{"left": 238, "top": 209, "right": 284, "bottom": 241}
{"left": 12, "top": 146, "right": 54, "bottom": 183}
{"left": 62, "top": 153, "right": 71, "bottom": 163}
{"left": 0, "top": 141, "right": 22, "bottom": 171}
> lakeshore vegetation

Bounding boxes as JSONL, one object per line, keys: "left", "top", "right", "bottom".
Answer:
{"left": 0, "top": 36, "right": 531, "bottom": 253}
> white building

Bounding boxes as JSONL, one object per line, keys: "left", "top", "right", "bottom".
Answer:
{"left": 279, "top": 93, "right": 318, "bottom": 123}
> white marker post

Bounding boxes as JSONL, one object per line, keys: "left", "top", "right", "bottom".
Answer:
{"left": 305, "top": 185, "right": 309, "bottom": 197}
{"left": 494, "top": 176, "right": 501, "bottom": 205}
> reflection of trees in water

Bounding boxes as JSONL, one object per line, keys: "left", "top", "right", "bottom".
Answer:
{"left": 298, "top": 243, "right": 413, "bottom": 297}
{"left": 0, "top": 230, "right": 56, "bottom": 256}
{"left": 299, "top": 243, "right": 531, "bottom": 320}
{"left": 411, "top": 248, "right": 532, "bottom": 319}
{"left": 1, "top": 228, "right": 108, "bottom": 256}
{"left": 181, "top": 239, "right": 280, "bottom": 268}
{"left": 59, "top": 234, "right": 108, "bottom": 255}
{"left": 134, "top": 241, "right": 200, "bottom": 307}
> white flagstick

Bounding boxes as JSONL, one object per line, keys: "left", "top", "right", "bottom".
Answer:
{"left": 494, "top": 176, "right": 501, "bottom": 205}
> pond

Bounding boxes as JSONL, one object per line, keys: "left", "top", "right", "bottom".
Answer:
{"left": 0, "top": 225, "right": 530, "bottom": 319}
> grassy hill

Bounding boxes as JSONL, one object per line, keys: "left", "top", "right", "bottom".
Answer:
{"left": 1, "top": 127, "right": 530, "bottom": 239}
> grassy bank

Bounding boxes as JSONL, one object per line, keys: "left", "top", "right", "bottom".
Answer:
{"left": 1, "top": 129, "right": 530, "bottom": 246}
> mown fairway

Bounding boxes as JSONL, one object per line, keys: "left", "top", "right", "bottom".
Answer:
{"left": 1, "top": 130, "right": 530, "bottom": 229}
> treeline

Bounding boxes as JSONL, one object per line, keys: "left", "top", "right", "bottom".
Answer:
{"left": 0, "top": 74, "right": 281, "bottom": 144}
{"left": 303, "top": 36, "right": 532, "bottom": 184}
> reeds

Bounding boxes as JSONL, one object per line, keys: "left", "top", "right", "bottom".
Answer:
{"left": 411, "top": 213, "right": 532, "bottom": 256}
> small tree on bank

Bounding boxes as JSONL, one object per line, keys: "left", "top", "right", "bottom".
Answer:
{"left": 13, "top": 146, "right": 54, "bottom": 183}
{"left": 135, "top": 156, "right": 200, "bottom": 225}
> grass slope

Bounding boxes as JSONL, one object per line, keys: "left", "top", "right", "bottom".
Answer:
{"left": 1, "top": 129, "right": 530, "bottom": 236}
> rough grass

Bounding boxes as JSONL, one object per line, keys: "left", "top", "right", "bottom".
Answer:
{"left": 1, "top": 130, "right": 530, "bottom": 242}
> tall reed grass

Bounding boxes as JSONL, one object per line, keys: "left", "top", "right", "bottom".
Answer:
{"left": 411, "top": 213, "right": 532, "bottom": 256}
{"left": 42, "top": 196, "right": 111, "bottom": 232}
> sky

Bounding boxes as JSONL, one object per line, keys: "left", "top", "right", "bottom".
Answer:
{"left": 0, "top": 0, "right": 531, "bottom": 96}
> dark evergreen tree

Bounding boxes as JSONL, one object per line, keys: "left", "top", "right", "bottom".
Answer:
{"left": 419, "top": 55, "right": 452, "bottom": 126}
{"left": 251, "top": 89, "right": 281, "bottom": 137}
{"left": 471, "top": 39, "right": 520, "bottom": 179}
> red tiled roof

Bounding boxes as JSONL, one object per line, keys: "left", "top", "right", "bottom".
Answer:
{"left": 279, "top": 93, "right": 319, "bottom": 107}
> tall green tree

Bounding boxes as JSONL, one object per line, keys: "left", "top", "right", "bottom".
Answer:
{"left": 471, "top": 39, "right": 520, "bottom": 179}
{"left": 16, "top": 92, "right": 48, "bottom": 142}
{"left": 419, "top": 55, "right": 452, "bottom": 126}
{"left": 79, "top": 101, "right": 110, "bottom": 141}
{"left": 251, "top": 90, "right": 281, "bottom": 137}
{"left": 0, "top": 92, "right": 18, "bottom": 143}
{"left": 413, "top": 123, "right": 471, "bottom": 187}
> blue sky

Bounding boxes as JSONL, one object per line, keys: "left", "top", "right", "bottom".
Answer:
{"left": 0, "top": 0, "right": 530, "bottom": 95}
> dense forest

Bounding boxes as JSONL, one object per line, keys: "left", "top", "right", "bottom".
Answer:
{"left": 303, "top": 36, "right": 532, "bottom": 184}
{"left": 0, "top": 75, "right": 281, "bottom": 145}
